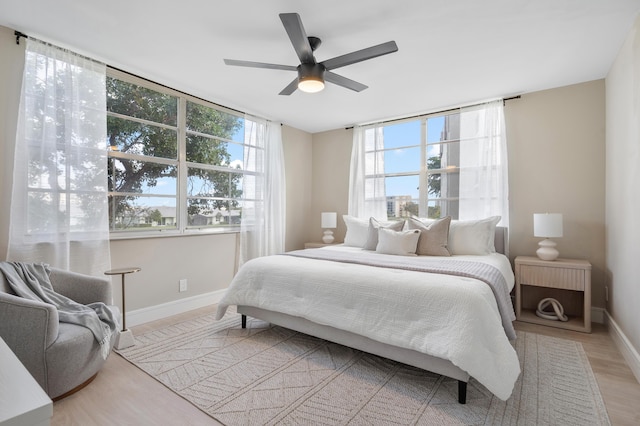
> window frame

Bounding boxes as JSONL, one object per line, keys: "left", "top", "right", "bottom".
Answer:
{"left": 367, "top": 111, "right": 463, "bottom": 220}
{"left": 106, "top": 68, "right": 253, "bottom": 239}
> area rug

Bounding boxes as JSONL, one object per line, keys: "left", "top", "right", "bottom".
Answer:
{"left": 116, "top": 310, "right": 610, "bottom": 425}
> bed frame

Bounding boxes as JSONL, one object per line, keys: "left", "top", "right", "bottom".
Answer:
{"left": 239, "top": 226, "right": 509, "bottom": 405}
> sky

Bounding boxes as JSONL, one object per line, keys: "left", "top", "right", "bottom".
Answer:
{"left": 382, "top": 116, "right": 447, "bottom": 200}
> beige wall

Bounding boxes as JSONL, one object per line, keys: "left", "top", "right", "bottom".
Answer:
{"left": 282, "top": 125, "right": 313, "bottom": 251}
{"left": 310, "top": 81, "right": 607, "bottom": 310}
{"left": 309, "top": 128, "right": 353, "bottom": 242}
{"left": 0, "top": 26, "right": 24, "bottom": 260}
{"left": 108, "top": 233, "right": 238, "bottom": 311}
{"left": 506, "top": 80, "right": 607, "bottom": 308}
{"left": 605, "top": 15, "right": 640, "bottom": 356}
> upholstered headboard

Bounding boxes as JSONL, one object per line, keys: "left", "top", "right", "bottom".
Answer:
{"left": 495, "top": 226, "right": 508, "bottom": 256}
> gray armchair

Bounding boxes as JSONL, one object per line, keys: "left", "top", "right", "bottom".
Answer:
{"left": 0, "top": 265, "right": 118, "bottom": 400}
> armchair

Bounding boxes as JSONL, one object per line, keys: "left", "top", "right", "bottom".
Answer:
{"left": 0, "top": 264, "right": 118, "bottom": 400}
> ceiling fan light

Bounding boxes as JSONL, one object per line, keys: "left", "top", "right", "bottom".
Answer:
{"left": 298, "top": 79, "right": 324, "bottom": 93}
{"left": 297, "top": 63, "right": 325, "bottom": 93}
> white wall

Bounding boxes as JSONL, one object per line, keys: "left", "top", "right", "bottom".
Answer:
{"left": 605, "top": 15, "right": 640, "bottom": 361}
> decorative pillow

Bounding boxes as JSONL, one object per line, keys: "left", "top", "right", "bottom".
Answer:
{"left": 406, "top": 216, "right": 451, "bottom": 256}
{"left": 448, "top": 216, "right": 501, "bottom": 255}
{"left": 363, "top": 217, "right": 405, "bottom": 250}
{"left": 376, "top": 228, "right": 421, "bottom": 256}
{"left": 342, "top": 215, "right": 370, "bottom": 247}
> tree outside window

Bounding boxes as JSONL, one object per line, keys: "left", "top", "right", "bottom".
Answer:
{"left": 106, "top": 71, "right": 248, "bottom": 233}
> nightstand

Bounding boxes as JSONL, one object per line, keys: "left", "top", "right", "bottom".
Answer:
{"left": 515, "top": 256, "right": 591, "bottom": 333}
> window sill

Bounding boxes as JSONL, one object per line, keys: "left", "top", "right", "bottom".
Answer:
{"left": 109, "top": 227, "right": 240, "bottom": 241}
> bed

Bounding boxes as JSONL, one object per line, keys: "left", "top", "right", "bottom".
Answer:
{"left": 216, "top": 219, "right": 520, "bottom": 404}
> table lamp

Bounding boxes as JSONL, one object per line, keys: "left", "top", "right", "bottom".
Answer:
{"left": 321, "top": 212, "right": 337, "bottom": 244}
{"left": 533, "top": 213, "right": 563, "bottom": 261}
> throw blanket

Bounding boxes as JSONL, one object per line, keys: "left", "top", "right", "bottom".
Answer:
{"left": 287, "top": 249, "right": 517, "bottom": 340}
{"left": 0, "top": 262, "right": 117, "bottom": 359}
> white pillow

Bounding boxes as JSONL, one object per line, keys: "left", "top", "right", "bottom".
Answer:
{"left": 363, "top": 217, "right": 405, "bottom": 250}
{"left": 376, "top": 228, "right": 421, "bottom": 256}
{"left": 448, "top": 216, "right": 501, "bottom": 255}
{"left": 342, "top": 215, "right": 370, "bottom": 247}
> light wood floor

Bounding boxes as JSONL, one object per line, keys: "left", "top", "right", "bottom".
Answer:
{"left": 51, "top": 306, "right": 640, "bottom": 425}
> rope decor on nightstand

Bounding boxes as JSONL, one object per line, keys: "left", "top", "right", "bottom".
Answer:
{"left": 535, "top": 297, "right": 569, "bottom": 322}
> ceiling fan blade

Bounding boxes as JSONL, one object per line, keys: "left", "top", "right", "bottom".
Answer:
{"left": 224, "top": 59, "right": 297, "bottom": 71}
{"left": 279, "top": 78, "right": 299, "bottom": 96}
{"left": 324, "top": 71, "right": 368, "bottom": 92}
{"left": 279, "top": 13, "right": 315, "bottom": 64}
{"left": 321, "top": 41, "right": 398, "bottom": 71}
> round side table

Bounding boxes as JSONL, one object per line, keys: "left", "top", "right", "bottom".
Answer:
{"left": 105, "top": 266, "right": 141, "bottom": 349}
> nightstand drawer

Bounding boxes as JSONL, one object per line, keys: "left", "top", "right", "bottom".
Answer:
{"left": 518, "top": 265, "right": 585, "bottom": 291}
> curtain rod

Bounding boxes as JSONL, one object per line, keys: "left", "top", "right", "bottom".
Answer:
{"left": 14, "top": 30, "right": 256, "bottom": 121}
{"left": 108, "top": 65, "right": 247, "bottom": 117}
{"left": 14, "top": 30, "right": 105, "bottom": 66}
{"left": 15, "top": 30, "right": 27, "bottom": 44}
{"left": 344, "top": 95, "right": 521, "bottom": 130}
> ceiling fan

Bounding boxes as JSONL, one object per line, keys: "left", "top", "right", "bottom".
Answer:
{"left": 224, "top": 13, "right": 398, "bottom": 95}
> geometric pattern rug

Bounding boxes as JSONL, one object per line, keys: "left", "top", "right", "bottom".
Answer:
{"left": 116, "top": 310, "right": 610, "bottom": 425}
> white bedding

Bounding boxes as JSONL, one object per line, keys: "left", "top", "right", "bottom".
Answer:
{"left": 216, "top": 245, "right": 520, "bottom": 400}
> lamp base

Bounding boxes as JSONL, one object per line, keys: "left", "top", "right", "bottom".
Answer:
{"left": 536, "top": 239, "right": 559, "bottom": 261}
{"left": 322, "top": 230, "right": 334, "bottom": 244}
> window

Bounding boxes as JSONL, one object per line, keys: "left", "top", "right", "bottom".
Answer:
{"left": 358, "top": 100, "right": 508, "bottom": 225}
{"left": 373, "top": 112, "right": 462, "bottom": 220}
{"left": 107, "top": 69, "right": 255, "bottom": 234}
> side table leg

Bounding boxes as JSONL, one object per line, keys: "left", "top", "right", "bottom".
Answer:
{"left": 121, "top": 273, "right": 126, "bottom": 332}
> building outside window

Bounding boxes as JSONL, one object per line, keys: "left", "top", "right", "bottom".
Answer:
{"left": 376, "top": 112, "right": 461, "bottom": 220}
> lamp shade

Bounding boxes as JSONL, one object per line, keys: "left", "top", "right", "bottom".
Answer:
{"left": 533, "top": 213, "right": 563, "bottom": 238}
{"left": 321, "top": 212, "right": 337, "bottom": 229}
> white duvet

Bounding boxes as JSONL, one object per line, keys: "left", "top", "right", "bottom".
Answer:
{"left": 216, "top": 246, "right": 520, "bottom": 400}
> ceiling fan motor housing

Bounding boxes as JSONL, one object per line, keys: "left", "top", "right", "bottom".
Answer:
{"left": 297, "top": 63, "right": 326, "bottom": 92}
{"left": 298, "top": 63, "right": 325, "bottom": 81}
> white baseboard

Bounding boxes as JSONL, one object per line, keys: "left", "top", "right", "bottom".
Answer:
{"left": 591, "top": 307, "right": 605, "bottom": 324}
{"left": 126, "top": 290, "right": 227, "bottom": 327}
{"left": 605, "top": 310, "right": 640, "bottom": 384}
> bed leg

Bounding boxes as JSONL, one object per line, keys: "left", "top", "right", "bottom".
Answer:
{"left": 241, "top": 314, "right": 247, "bottom": 329}
{"left": 458, "top": 381, "right": 467, "bottom": 404}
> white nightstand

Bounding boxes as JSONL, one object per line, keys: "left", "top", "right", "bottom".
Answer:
{"left": 515, "top": 256, "right": 591, "bottom": 333}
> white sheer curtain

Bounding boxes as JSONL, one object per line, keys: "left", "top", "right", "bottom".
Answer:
{"left": 7, "top": 39, "right": 111, "bottom": 277}
{"left": 459, "top": 100, "right": 509, "bottom": 226}
{"left": 239, "top": 116, "right": 286, "bottom": 265}
{"left": 348, "top": 125, "right": 387, "bottom": 219}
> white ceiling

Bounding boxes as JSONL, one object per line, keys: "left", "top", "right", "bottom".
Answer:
{"left": 1, "top": 0, "right": 639, "bottom": 133}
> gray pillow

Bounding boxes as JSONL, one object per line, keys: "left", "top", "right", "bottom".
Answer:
{"left": 405, "top": 216, "right": 451, "bottom": 256}
{"left": 363, "top": 217, "right": 405, "bottom": 250}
